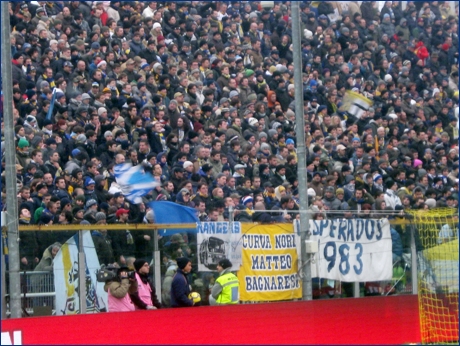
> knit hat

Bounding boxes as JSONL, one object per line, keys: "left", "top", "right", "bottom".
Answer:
{"left": 60, "top": 198, "right": 71, "bottom": 207}
{"left": 72, "top": 207, "right": 83, "bottom": 217}
{"left": 95, "top": 212, "right": 106, "bottom": 222}
{"left": 76, "top": 134, "right": 87, "bottom": 143}
{"left": 75, "top": 194, "right": 86, "bottom": 203}
{"left": 218, "top": 258, "right": 232, "bottom": 269}
{"left": 374, "top": 174, "right": 383, "bottom": 182}
{"left": 413, "top": 159, "right": 423, "bottom": 167}
{"left": 341, "top": 165, "right": 351, "bottom": 172}
{"left": 268, "top": 129, "right": 277, "bottom": 137}
{"left": 418, "top": 168, "right": 427, "bottom": 178}
{"left": 18, "top": 138, "right": 29, "bottom": 149}
{"left": 229, "top": 90, "right": 239, "bottom": 98}
{"left": 424, "top": 198, "right": 436, "bottom": 209}
{"left": 86, "top": 199, "right": 97, "bottom": 208}
{"left": 336, "top": 188, "right": 344, "bottom": 195}
{"left": 183, "top": 161, "right": 194, "bottom": 169}
{"left": 245, "top": 69, "right": 254, "bottom": 77}
{"left": 134, "top": 259, "right": 148, "bottom": 272}
{"left": 247, "top": 93, "right": 257, "bottom": 102}
{"left": 71, "top": 148, "right": 81, "bottom": 158}
{"left": 248, "top": 117, "right": 258, "bottom": 126}
{"left": 259, "top": 132, "right": 267, "bottom": 139}
{"left": 104, "top": 131, "right": 113, "bottom": 139}
{"left": 85, "top": 177, "right": 96, "bottom": 187}
{"left": 176, "top": 257, "right": 190, "bottom": 270}
{"left": 260, "top": 143, "right": 271, "bottom": 151}
{"left": 242, "top": 196, "right": 253, "bottom": 205}
{"left": 325, "top": 186, "right": 335, "bottom": 193}
{"left": 385, "top": 179, "right": 396, "bottom": 189}
{"left": 26, "top": 90, "right": 36, "bottom": 99}
{"left": 307, "top": 188, "right": 316, "bottom": 197}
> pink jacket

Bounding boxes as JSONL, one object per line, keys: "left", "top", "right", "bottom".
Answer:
{"left": 134, "top": 272, "right": 152, "bottom": 309}
{"left": 108, "top": 289, "right": 135, "bottom": 312}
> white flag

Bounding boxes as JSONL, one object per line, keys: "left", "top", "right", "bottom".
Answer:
{"left": 54, "top": 231, "right": 108, "bottom": 315}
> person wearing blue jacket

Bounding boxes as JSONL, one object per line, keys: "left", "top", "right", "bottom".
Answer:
{"left": 170, "top": 257, "right": 194, "bottom": 308}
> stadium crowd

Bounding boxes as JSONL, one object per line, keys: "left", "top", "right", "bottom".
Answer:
{"left": 2, "top": 1, "right": 459, "bottom": 274}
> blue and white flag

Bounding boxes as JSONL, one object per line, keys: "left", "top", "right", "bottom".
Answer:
{"left": 114, "top": 163, "right": 160, "bottom": 203}
{"left": 46, "top": 89, "right": 56, "bottom": 120}
{"left": 54, "top": 231, "right": 107, "bottom": 315}
{"left": 148, "top": 201, "right": 199, "bottom": 236}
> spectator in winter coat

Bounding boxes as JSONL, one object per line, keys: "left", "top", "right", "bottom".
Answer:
{"left": 170, "top": 257, "right": 194, "bottom": 308}
{"left": 321, "top": 186, "right": 342, "bottom": 218}
{"left": 91, "top": 212, "right": 116, "bottom": 266}
{"left": 34, "top": 242, "right": 61, "bottom": 272}
{"left": 104, "top": 266, "right": 137, "bottom": 312}
{"left": 380, "top": 14, "right": 396, "bottom": 37}
{"left": 19, "top": 207, "right": 39, "bottom": 270}
{"left": 384, "top": 179, "right": 403, "bottom": 210}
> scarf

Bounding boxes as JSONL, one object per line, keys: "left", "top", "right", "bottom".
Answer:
{"left": 263, "top": 190, "right": 276, "bottom": 199}
{"left": 43, "top": 74, "right": 56, "bottom": 89}
{"left": 19, "top": 217, "right": 30, "bottom": 224}
{"left": 198, "top": 192, "right": 208, "bottom": 199}
{"left": 374, "top": 183, "right": 384, "bottom": 192}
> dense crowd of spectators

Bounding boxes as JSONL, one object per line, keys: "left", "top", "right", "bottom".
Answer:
{"left": 2, "top": 1, "right": 459, "bottom": 272}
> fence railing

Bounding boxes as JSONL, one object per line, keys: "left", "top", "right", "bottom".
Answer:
{"left": 5, "top": 271, "right": 55, "bottom": 316}
{"left": 3, "top": 215, "right": 457, "bottom": 316}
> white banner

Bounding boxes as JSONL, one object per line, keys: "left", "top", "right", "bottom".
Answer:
{"left": 295, "top": 219, "right": 393, "bottom": 282}
{"left": 197, "top": 222, "right": 242, "bottom": 272}
{"left": 54, "top": 231, "right": 108, "bottom": 315}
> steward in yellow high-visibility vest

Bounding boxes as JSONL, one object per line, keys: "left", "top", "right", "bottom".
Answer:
{"left": 210, "top": 259, "right": 239, "bottom": 305}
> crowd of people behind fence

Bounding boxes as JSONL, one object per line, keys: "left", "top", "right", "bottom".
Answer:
{"left": 2, "top": 1, "right": 459, "bottom": 287}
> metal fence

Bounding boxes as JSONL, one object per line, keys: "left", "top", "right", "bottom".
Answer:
{"left": 5, "top": 214, "right": 456, "bottom": 315}
{"left": 5, "top": 271, "right": 55, "bottom": 316}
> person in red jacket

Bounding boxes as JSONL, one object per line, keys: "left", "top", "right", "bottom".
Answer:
{"left": 414, "top": 41, "right": 429, "bottom": 66}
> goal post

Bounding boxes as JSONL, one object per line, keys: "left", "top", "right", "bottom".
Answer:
{"left": 407, "top": 209, "right": 459, "bottom": 344}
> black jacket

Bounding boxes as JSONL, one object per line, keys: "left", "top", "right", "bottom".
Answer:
{"left": 92, "top": 231, "right": 115, "bottom": 266}
{"left": 252, "top": 211, "right": 276, "bottom": 223}
{"left": 147, "top": 127, "right": 165, "bottom": 155}
{"left": 170, "top": 270, "right": 193, "bottom": 308}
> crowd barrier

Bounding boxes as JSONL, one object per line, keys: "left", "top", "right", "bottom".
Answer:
{"left": 3, "top": 217, "right": 429, "bottom": 317}
{"left": 4, "top": 271, "right": 55, "bottom": 317}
